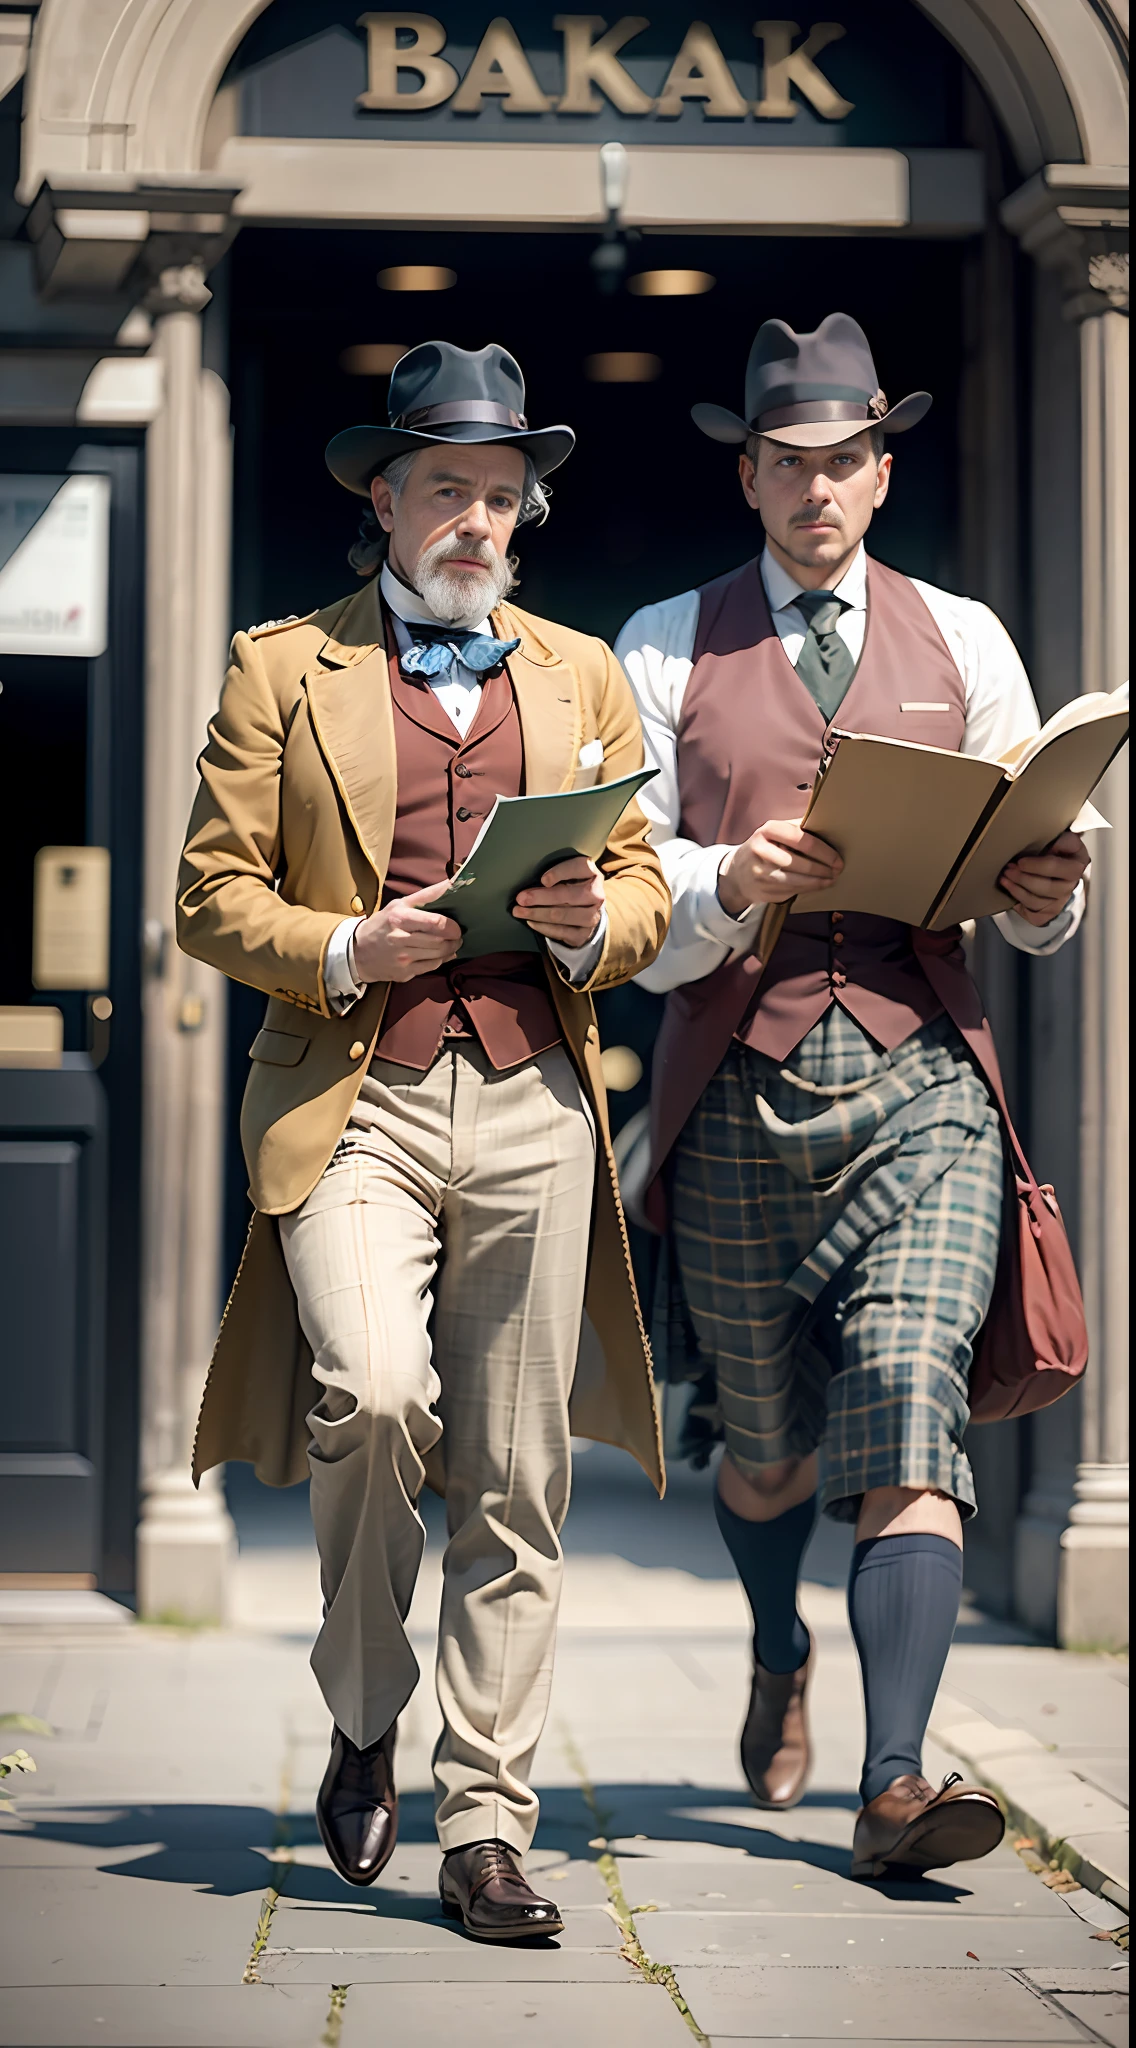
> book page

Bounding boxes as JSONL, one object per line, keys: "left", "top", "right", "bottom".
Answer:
{"left": 427, "top": 767, "right": 656, "bottom": 958}
{"left": 931, "top": 709, "right": 1129, "bottom": 927}
{"left": 992, "top": 687, "right": 1126, "bottom": 775}
{"left": 798, "top": 733, "right": 1005, "bottom": 925}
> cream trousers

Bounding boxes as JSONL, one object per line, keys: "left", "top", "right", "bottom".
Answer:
{"left": 279, "top": 1040, "right": 595, "bottom": 1854}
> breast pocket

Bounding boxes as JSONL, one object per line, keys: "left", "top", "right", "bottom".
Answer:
{"left": 899, "top": 702, "right": 964, "bottom": 748}
{"left": 572, "top": 737, "right": 604, "bottom": 789}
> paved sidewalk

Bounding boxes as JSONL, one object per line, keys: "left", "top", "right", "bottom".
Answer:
{"left": 0, "top": 1450, "right": 1127, "bottom": 2046}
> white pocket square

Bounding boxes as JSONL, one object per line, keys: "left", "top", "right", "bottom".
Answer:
{"left": 578, "top": 738, "right": 604, "bottom": 768}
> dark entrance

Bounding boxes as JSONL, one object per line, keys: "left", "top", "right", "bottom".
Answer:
{"left": 0, "top": 435, "right": 145, "bottom": 1594}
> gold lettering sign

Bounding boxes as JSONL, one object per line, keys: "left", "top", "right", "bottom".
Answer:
{"left": 358, "top": 12, "right": 460, "bottom": 109}
{"left": 753, "top": 20, "right": 853, "bottom": 120}
{"left": 357, "top": 15, "right": 854, "bottom": 120}
{"left": 656, "top": 21, "right": 749, "bottom": 118}
{"left": 554, "top": 14, "right": 652, "bottom": 115}
{"left": 451, "top": 17, "right": 553, "bottom": 112}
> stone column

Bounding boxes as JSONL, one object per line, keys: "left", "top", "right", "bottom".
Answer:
{"left": 1060, "top": 292, "right": 1129, "bottom": 1650}
{"left": 135, "top": 263, "right": 236, "bottom": 1624}
{"left": 1002, "top": 174, "right": 1129, "bottom": 1649}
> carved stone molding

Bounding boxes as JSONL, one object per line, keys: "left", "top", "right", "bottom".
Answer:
{"left": 1001, "top": 164, "right": 1130, "bottom": 321}
{"left": 25, "top": 177, "right": 240, "bottom": 302}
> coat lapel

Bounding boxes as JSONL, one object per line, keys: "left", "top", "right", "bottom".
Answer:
{"left": 498, "top": 604, "right": 579, "bottom": 794}
{"left": 303, "top": 579, "right": 398, "bottom": 882}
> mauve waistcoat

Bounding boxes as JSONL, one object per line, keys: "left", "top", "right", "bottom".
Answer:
{"left": 374, "top": 645, "right": 561, "bottom": 1072}
{"left": 680, "top": 552, "right": 967, "bottom": 1058}
{"left": 646, "top": 554, "right": 985, "bottom": 1224}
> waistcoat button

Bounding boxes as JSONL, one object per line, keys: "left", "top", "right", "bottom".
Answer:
{"left": 832, "top": 931, "right": 844, "bottom": 946}
{"left": 348, "top": 1040, "right": 366, "bottom": 1061}
{"left": 350, "top": 895, "right": 364, "bottom": 914}
{"left": 456, "top": 806, "right": 472, "bottom": 821}
{"left": 454, "top": 761, "right": 473, "bottom": 778}
{"left": 830, "top": 911, "right": 843, "bottom": 923}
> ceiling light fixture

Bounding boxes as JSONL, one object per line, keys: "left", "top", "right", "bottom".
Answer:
{"left": 378, "top": 265, "right": 456, "bottom": 292}
{"left": 339, "top": 344, "right": 409, "bottom": 375}
{"left": 628, "top": 269, "right": 715, "bottom": 297}
{"left": 584, "top": 352, "right": 662, "bottom": 383}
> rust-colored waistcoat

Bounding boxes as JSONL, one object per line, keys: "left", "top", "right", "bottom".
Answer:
{"left": 647, "top": 553, "right": 989, "bottom": 1222}
{"left": 375, "top": 647, "right": 561, "bottom": 1071}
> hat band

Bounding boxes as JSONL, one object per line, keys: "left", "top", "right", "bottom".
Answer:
{"left": 756, "top": 398, "right": 874, "bottom": 431}
{"left": 394, "top": 400, "right": 528, "bottom": 431}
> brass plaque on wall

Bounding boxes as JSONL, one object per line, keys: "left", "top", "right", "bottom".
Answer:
{"left": 32, "top": 846, "right": 111, "bottom": 991}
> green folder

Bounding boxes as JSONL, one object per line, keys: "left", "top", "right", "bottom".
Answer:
{"left": 429, "top": 768, "right": 657, "bottom": 959}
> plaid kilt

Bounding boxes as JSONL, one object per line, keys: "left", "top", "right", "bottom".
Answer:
{"left": 669, "top": 1006, "right": 1004, "bottom": 1522}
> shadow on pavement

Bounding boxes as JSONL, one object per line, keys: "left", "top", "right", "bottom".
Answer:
{"left": 15, "top": 1790, "right": 980, "bottom": 1910}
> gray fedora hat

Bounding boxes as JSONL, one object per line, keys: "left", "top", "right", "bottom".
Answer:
{"left": 326, "top": 340, "right": 575, "bottom": 497}
{"left": 692, "top": 312, "right": 931, "bottom": 451}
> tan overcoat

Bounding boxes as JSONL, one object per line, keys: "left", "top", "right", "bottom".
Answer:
{"left": 177, "top": 575, "right": 670, "bottom": 1496}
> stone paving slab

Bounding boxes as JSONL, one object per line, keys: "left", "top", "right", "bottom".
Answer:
{"left": 338, "top": 1979, "right": 694, "bottom": 2044}
{"left": 0, "top": 1985, "right": 341, "bottom": 2048}
{"left": 669, "top": 1964, "right": 1095, "bottom": 2040}
{"left": 644, "top": 1909, "right": 1103, "bottom": 1970}
{"left": 0, "top": 1867, "right": 257, "bottom": 1987}
{"left": 608, "top": 1853, "right": 1081, "bottom": 1918}
{"left": 261, "top": 1944, "right": 636, "bottom": 1983}
{"left": 1020, "top": 1970, "right": 1130, "bottom": 2048}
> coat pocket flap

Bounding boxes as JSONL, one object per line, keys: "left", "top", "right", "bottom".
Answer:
{"left": 249, "top": 1026, "right": 310, "bottom": 1067}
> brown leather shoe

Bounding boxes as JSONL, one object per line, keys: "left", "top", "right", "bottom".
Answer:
{"left": 740, "top": 1648, "right": 812, "bottom": 1809}
{"left": 439, "top": 1840, "right": 564, "bottom": 1941}
{"left": 316, "top": 1722, "right": 398, "bottom": 1887}
{"left": 851, "top": 1771, "right": 1005, "bottom": 1879}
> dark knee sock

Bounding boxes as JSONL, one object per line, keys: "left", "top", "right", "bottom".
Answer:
{"left": 713, "top": 1486, "right": 816, "bottom": 1674}
{"left": 848, "top": 1533, "right": 964, "bottom": 1806}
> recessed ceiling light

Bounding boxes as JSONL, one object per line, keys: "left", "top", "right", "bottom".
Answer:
{"left": 339, "top": 344, "right": 409, "bottom": 375}
{"left": 378, "top": 265, "right": 456, "bottom": 292}
{"left": 628, "top": 270, "right": 715, "bottom": 297}
{"left": 585, "top": 352, "right": 662, "bottom": 383}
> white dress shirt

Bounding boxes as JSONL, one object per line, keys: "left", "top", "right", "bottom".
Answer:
{"left": 324, "top": 561, "right": 606, "bottom": 1009}
{"left": 614, "top": 544, "right": 1088, "bottom": 995}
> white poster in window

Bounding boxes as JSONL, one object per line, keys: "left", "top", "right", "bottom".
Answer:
{"left": 0, "top": 474, "right": 111, "bottom": 656}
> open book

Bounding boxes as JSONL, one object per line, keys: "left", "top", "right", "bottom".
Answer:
{"left": 427, "top": 767, "right": 656, "bottom": 959}
{"left": 796, "top": 686, "right": 1128, "bottom": 929}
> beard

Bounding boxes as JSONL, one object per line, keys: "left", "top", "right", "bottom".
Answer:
{"left": 413, "top": 534, "right": 516, "bottom": 627}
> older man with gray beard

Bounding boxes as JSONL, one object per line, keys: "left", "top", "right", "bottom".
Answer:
{"left": 177, "top": 342, "right": 668, "bottom": 1938}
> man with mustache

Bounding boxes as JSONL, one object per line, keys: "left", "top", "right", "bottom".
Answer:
{"left": 616, "top": 314, "right": 1089, "bottom": 1880}
{"left": 178, "top": 343, "right": 668, "bottom": 1936}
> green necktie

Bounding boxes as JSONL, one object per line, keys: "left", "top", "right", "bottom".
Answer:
{"left": 793, "top": 590, "right": 856, "bottom": 721}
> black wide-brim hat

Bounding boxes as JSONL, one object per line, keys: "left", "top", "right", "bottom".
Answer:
{"left": 693, "top": 311, "right": 931, "bottom": 450}
{"left": 326, "top": 340, "right": 575, "bottom": 496}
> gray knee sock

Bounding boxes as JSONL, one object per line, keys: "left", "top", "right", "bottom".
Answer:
{"left": 848, "top": 1533, "right": 963, "bottom": 1807}
{"left": 714, "top": 1486, "right": 816, "bottom": 1674}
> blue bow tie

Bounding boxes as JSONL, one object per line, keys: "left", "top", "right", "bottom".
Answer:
{"left": 399, "top": 624, "right": 521, "bottom": 681}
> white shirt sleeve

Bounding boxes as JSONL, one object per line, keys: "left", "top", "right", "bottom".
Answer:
{"left": 324, "top": 916, "right": 366, "bottom": 1012}
{"left": 615, "top": 592, "right": 761, "bottom": 994}
{"left": 547, "top": 910, "right": 609, "bottom": 987}
{"left": 910, "top": 582, "right": 1086, "bottom": 956}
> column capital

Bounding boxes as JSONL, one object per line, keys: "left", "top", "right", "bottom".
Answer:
{"left": 1001, "top": 164, "right": 1129, "bottom": 321}
{"left": 145, "top": 262, "right": 212, "bottom": 318}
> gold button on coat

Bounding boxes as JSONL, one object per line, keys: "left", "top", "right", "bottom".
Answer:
{"left": 348, "top": 1040, "right": 366, "bottom": 1061}
{"left": 350, "top": 895, "right": 364, "bottom": 913}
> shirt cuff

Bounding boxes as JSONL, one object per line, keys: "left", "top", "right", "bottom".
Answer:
{"left": 995, "top": 879, "right": 1085, "bottom": 957}
{"left": 548, "top": 909, "right": 609, "bottom": 987}
{"left": 694, "top": 844, "right": 759, "bottom": 946}
{"left": 325, "top": 916, "right": 366, "bottom": 1012}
